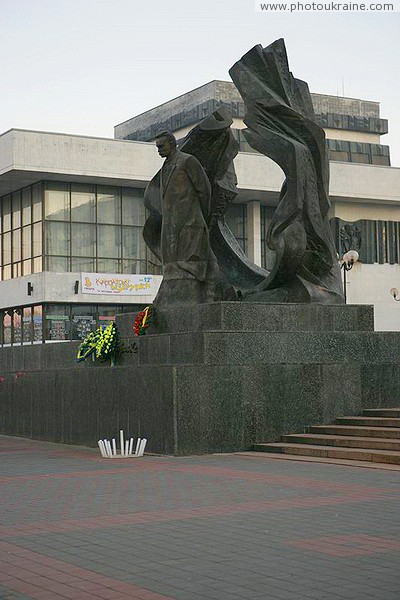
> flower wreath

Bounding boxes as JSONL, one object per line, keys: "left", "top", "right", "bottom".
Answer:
{"left": 95, "top": 322, "right": 118, "bottom": 360}
{"left": 76, "top": 329, "right": 102, "bottom": 362}
{"left": 76, "top": 322, "right": 119, "bottom": 363}
{"left": 134, "top": 305, "right": 152, "bottom": 336}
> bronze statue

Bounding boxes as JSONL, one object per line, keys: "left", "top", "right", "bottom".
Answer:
{"left": 143, "top": 39, "right": 344, "bottom": 308}
{"left": 143, "top": 132, "right": 223, "bottom": 307}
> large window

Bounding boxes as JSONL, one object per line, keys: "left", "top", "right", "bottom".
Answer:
{"left": 0, "top": 184, "right": 43, "bottom": 281}
{"left": 0, "top": 303, "right": 144, "bottom": 346}
{"left": 44, "top": 182, "right": 150, "bottom": 274}
{"left": 0, "top": 181, "right": 160, "bottom": 280}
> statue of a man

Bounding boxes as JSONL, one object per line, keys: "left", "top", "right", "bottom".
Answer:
{"left": 143, "top": 132, "right": 222, "bottom": 308}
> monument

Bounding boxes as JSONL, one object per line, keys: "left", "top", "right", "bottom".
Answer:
{"left": 144, "top": 39, "right": 344, "bottom": 310}
{"left": 2, "top": 40, "right": 400, "bottom": 456}
{"left": 110, "top": 38, "right": 398, "bottom": 454}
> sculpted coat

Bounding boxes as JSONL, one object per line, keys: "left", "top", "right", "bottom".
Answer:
{"left": 144, "top": 149, "right": 222, "bottom": 307}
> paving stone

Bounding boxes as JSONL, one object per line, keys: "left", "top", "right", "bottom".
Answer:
{"left": 0, "top": 435, "right": 399, "bottom": 600}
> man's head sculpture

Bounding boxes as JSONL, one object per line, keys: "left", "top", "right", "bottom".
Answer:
{"left": 154, "top": 131, "right": 177, "bottom": 159}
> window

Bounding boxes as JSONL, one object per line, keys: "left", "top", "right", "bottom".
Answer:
{"left": 122, "top": 189, "right": 145, "bottom": 226}
{"left": 22, "top": 260, "right": 32, "bottom": 276}
{"left": 45, "top": 304, "right": 70, "bottom": 341}
{"left": 97, "top": 225, "right": 121, "bottom": 258}
{"left": 22, "top": 226, "right": 31, "bottom": 260}
{"left": 32, "top": 184, "right": 42, "bottom": 222}
{"left": 45, "top": 183, "right": 70, "bottom": 221}
{"left": 71, "top": 223, "right": 96, "bottom": 257}
{"left": 12, "top": 192, "right": 21, "bottom": 229}
{"left": 71, "top": 304, "right": 96, "bottom": 341}
{"left": 13, "top": 309, "right": 22, "bottom": 344}
{"left": 260, "top": 205, "right": 276, "bottom": 271}
{"left": 71, "top": 184, "right": 96, "bottom": 222}
{"left": 97, "top": 186, "right": 121, "bottom": 224}
{"left": 33, "top": 305, "right": 43, "bottom": 342}
{"left": 33, "top": 257, "right": 42, "bottom": 273}
{"left": 1, "top": 182, "right": 150, "bottom": 280}
{"left": 23, "top": 307, "right": 32, "bottom": 343}
{"left": 12, "top": 229, "right": 21, "bottom": 262}
{"left": 122, "top": 227, "right": 142, "bottom": 259}
{"left": 225, "top": 203, "right": 247, "bottom": 253}
{"left": 71, "top": 257, "right": 95, "bottom": 272}
{"left": 46, "top": 222, "right": 70, "bottom": 256}
{"left": 22, "top": 188, "right": 32, "bottom": 226}
{"left": 97, "top": 258, "right": 120, "bottom": 273}
{"left": 33, "top": 223, "right": 42, "bottom": 257}
{"left": 3, "top": 311, "right": 11, "bottom": 345}
{"left": 122, "top": 259, "right": 142, "bottom": 274}
{"left": 3, "top": 232, "right": 11, "bottom": 264}
{"left": 46, "top": 256, "right": 70, "bottom": 271}
{"left": 97, "top": 305, "right": 117, "bottom": 327}
{"left": 2, "top": 196, "right": 11, "bottom": 232}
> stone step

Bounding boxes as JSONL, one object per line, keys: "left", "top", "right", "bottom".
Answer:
{"left": 253, "top": 443, "right": 400, "bottom": 464}
{"left": 335, "top": 416, "right": 400, "bottom": 428}
{"left": 281, "top": 433, "right": 400, "bottom": 451}
{"left": 362, "top": 408, "right": 400, "bottom": 418}
{"left": 309, "top": 425, "right": 400, "bottom": 439}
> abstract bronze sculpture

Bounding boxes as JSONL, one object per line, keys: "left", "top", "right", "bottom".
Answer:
{"left": 229, "top": 39, "right": 344, "bottom": 304}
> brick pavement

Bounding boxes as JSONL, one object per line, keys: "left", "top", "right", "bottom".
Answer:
{"left": 0, "top": 436, "right": 399, "bottom": 600}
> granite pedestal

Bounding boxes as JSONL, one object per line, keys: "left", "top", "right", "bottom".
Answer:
{"left": 114, "top": 302, "right": 400, "bottom": 454}
{"left": 1, "top": 302, "right": 400, "bottom": 455}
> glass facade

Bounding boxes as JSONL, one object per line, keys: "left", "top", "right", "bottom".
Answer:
{"left": 260, "top": 205, "right": 276, "bottom": 271}
{"left": 225, "top": 203, "right": 247, "bottom": 254}
{"left": 0, "top": 303, "right": 143, "bottom": 346}
{"left": 0, "top": 181, "right": 161, "bottom": 281}
{"left": 0, "top": 183, "right": 43, "bottom": 282}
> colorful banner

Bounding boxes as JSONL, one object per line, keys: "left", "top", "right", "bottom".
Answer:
{"left": 81, "top": 273, "right": 160, "bottom": 296}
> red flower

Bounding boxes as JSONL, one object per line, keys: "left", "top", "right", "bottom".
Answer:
{"left": 133, "top": 306, "right": 152, "bottom": 336}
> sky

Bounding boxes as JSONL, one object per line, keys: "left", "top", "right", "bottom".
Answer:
{"left": 1, "top": 0, "right": 399, "bottom": 165}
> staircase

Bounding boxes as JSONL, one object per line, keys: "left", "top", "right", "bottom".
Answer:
{"left": 253, "top": 408, "right": 400, "bottom": 465}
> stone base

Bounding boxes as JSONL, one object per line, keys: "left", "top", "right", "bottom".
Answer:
{"left": 114, "top": 302, "right": 400, "bottom": 454}
{"left": 1, "top": 302, "right": 400, "bottom": 455}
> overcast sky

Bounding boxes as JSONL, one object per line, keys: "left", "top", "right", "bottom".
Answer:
{"left": 1, "top": 0, "right": 399, "bottom": 165}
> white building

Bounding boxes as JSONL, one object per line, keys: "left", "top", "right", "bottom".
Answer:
{"left": 0, "top": 83, "right": 399, "bottom": 345}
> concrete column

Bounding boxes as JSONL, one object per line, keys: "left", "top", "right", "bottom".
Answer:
{"left": 246, "top": 201, "right": 262, "bottom": 267}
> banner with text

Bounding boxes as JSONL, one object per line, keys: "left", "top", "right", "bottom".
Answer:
{"left": 81, "top": 273, "right": 160, "bottom": 296}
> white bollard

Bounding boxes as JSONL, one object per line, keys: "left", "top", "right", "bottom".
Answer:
{"left": 98, "top": 440, "right": 107, "bottom": 457}
{"left": 107, "top": 440, "right": 114, "bottom": 457}
{"left": 138, "top": 438, "right": 147, "bottom": 457}
{"left": 104, "top": 439, "right": 111, "bottom": 457}
{"left": 120, "top": 430, "right": 125, "bottom": 457}
{"left": 98, "top": 433, "right": 148, "bottom": 458}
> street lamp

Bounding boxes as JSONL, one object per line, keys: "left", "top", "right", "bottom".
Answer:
{"left": 340, "top": 250, "right": 359, "bottom": 303}
{"left": 390, "top": 288, "right": 400, "bottom": 302}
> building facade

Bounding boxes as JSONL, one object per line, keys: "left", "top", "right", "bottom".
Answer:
{"left": 114, "top": 80, "right": 390, "bottom": 166}
{"left": 0, "top": 82, "right": 399, "bottom": 344}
